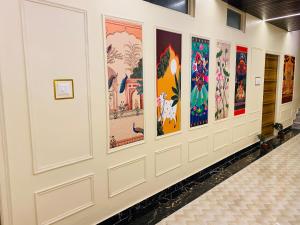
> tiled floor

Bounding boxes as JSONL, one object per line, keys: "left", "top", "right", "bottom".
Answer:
{"left": 157, "top": 134, "right": 300, "bottom": 225}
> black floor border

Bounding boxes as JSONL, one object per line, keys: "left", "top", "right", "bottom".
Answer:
{"left": 98, "top": 126, "right": 297, "bottom": 225}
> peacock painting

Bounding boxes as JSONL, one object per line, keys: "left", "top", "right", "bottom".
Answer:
{"left": 133, "top": 123, "right": 144, "bottom": 135}
{"left": 105, "top": 17, "right": 144, "bottom": 149}
{"left": 119, "top": 74, "right": 128, "bottom": 94}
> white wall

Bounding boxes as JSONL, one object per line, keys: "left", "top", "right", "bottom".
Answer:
{"left": 0, "top": 0, "right": 300, "bottom": 225}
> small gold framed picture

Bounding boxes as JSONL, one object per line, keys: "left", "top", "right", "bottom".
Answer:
{"left": 53, "top": 79, "right": 74, "bottom": 100}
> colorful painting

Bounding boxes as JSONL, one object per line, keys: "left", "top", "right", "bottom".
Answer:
{"left": 215, "top": 41, "right": 231, "bottom": 120}
{"left": 190, "top": 37, "right": 209, "bottom": 127}
{"left": 282, "top": 55, "right": 295, "bottom": 103}
{"left": 234, "top": 46, "right": 248, "bottom": 116}
{"left": 105, "top": 17, "right": 144, "bottom": 149}
{"left": 156, "top": 29, "right": 182, "bottom": 136}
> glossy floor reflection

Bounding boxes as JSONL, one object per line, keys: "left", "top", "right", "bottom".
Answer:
{"left": 157, "top": 134, "right": 300, "bottom": 225}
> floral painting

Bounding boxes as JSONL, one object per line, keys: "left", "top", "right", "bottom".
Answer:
{"left": 234, "top": 46, "right": 248, "bottom": 116}
{"left": 105, "top": 17, "right": 144, "bottom": 149}
{"left": 282, "top": 55, "right": 295, "bottom": 103}
{"left": 190, "top": 37, "right": 209, "bottom": 127}
{"left": 156, "top": 29, "right": 182, "bottom": 136}
{"left": 215, "top": 41, "right": 230, "bottom": 120}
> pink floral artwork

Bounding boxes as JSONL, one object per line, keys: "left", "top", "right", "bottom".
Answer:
{"left": 215, "top": 41, "right": 231, "bottom": 120}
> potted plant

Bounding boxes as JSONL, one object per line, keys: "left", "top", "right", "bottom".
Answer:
{"left": 274, "top": 122, "right": 284, "bottom": 140}
{"left": 257, "top": 134, "right": 268, "bottom": 150}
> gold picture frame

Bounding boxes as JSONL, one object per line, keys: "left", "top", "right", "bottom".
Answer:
{"left": 53, "top": 79, "right": 74, "bottom": 100}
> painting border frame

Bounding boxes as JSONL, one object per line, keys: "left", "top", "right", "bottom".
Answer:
{"left": 234, "top": 44, "right": 248, "bottom": 118}
{"left": 281, "top": 54, "right": 296, "bottom": 104}
{"left": 213, "top": 39, "right": 233, "bottom": 124}
{"left": 154, "top": 25, "right": 183, "bottom": 140}
{"left": 102, "top": 14, "right": 146, "bottom": 153}
{"left": 188, "top": 33, "right": 211, "bottom": 131}
{"left": 53, "top": 79, "right": 74, "bottom": 100}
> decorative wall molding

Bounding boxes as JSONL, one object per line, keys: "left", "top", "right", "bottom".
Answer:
{"left": 155, "top": 144, "right": 182, "bottom": 177}
{"left": 248, "top": 110, "right": 260, "bottom": 118}
{"left": 213, "top": 128, "right": 231, "bottom": 152}
{"left": 0, "top": 68, "right": 13, "bottom": 225}
{"left": 232, "top": 122, "right": 248, "bottom": 143}
{"left": 34, "top": 174, "right": 95, "bottom": 225}
{"left": 248, "top": 119, "right": 260, "bottom": 137}
{"left": 20, "top": 0, "right": 93, "bottom": 174}
{"left": 188, "top": 136, "right": 209, "bottom": 162}
{"left": 108, "top": 156, "right": 146, "bottom": 197}
{"left": 280, "top": 108, "right": 292, "bottom": 124}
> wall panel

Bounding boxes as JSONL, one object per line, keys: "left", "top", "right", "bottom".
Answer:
{"left": 22, "top": 0, "right": 92, "bottom": 173}
{"left": 213, "top": 129, "right": 231, "bottom": 152}
{"left": 232, "top": 123, "right": 248, "bottom": 143}
{"left": 0, "top": 0, "right": 300, "bottom": 224}
{"left": 108, "top": 156, "right": 146, "bottom": 197}
{"left": 188, "top": 136, "right": 209, "bottom": 162}
{"left": 155, "top": 145, "right": 182, "bottom": 176}
{"left": 35, "top": 175, "right": 94, "bottom": 225}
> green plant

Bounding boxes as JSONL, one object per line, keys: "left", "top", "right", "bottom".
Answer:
{"left": 171, "top": 71, "right": 181, "bottom": 107}
{"left": 157, "top": 48, "right": 170, "bottom": 79}
{"left": 257, "top": 134, "right": 266, "bottom": 143}
{"left": 157, "top": 121, "right": 164, "bottom": 136}
{"left": 130, "top": 58, "right": 143, "bottom": 79}
{"left": 136, "top": 80, "right": 143, "bottom": 95}
{"left": 273, "top": 123, "right": 283, "bottom": 131}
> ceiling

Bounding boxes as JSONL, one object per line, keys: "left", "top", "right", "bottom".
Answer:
{"left": 223, "top": 0, "right": 300, "bottom": 31}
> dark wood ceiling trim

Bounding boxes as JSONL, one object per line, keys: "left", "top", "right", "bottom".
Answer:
{"left": 223, "top": 0, "right": 300, "bottom": 31}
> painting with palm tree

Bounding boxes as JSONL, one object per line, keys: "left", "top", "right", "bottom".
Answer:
{"left": 104, "top": 17, "right": 144, "bottom": 150}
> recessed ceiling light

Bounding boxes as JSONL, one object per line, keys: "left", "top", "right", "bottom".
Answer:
{"left": 264, "top": 12, "right": 300, "bottom": 22}
{"left": 172, "top": 0, "right": 185, "bottom": 8}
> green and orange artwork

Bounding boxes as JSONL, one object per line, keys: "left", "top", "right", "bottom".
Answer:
{"left": 156, "top": 29, "right": 182, "bottom": 136}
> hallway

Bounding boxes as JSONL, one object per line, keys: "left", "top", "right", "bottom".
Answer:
{"left": 158, "top": 135, "right": 300, "bottom": 225}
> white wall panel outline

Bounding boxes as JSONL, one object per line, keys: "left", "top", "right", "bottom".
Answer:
{"left": 108, "top": 156, "right": 146, "bottom": 197}
{"left": 155, "top": 144, "right": 182, "bottom": 176}
{"left": 20, "top": 0, "right": 93, "bottom": 174}
{"left": 232, "top": 122, "right": 248, "bottom": 143}
{"left": 0, "top": 69, "right": 13, "bottom": 225}
{"left": 188, "top": 136, "right": 209, "bottom": 162}
{"left": 280, "top": 108, "right": 292, "bottom": 123}
{"left": 34, "top": 174, "right": 95, "bottom": 225}
{"left": 213, "top": 128, "right": 231, "bottom": 152}
{"left": 248, "top": 119, "right": 260, "bottom": 136}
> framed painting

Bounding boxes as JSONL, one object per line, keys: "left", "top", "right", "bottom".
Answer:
{"left": 53, "top": 79, "right": 74, "bottom": 100}
{"left": 282, "top": 55, "right": 295, "bottom": 104}
{"left": 215, "top": 41, "right": 231, "bottom": 120}
{"left": 234, "top": 46, "right": 248, "bottom": 116}
{"left": 156, "top": 28, "right": 182, "bottom": 136}
{"left": 104, "top": 16, "right": 144, "bottom": 150}
{"left": 190, "top": 36, "right": 209, "bottom": 128}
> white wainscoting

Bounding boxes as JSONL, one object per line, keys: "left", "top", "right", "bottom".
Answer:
{"left": 188, "top": 136, "right": 209, "bottom": 162}
{"left": 155, "top": 144, "right": 182, "bottom": 177}
{"left": 232, "top": 122, "right": 248, "bottom": 143}
{"left": 108, "top": 156, "right": 146, "bottom": 197}
{"left": 21, "top": 0, "right": 93, "bottom": 174}
{"left": 34, "top": 174, "right": 95, "bottom": 225}
{"left": 213, "top": 129, "right": 231, "bottom": 152}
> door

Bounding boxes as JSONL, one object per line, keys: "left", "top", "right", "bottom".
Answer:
{"left": 262, "top": 54, "right": 278, "bottom": 137}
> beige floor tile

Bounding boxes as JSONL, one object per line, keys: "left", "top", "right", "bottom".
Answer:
{"left": 157, "top": 135, "right": 300, "bottom": 225}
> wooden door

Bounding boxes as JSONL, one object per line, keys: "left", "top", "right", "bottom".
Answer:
{"left": 262, "top": 54, "right": 278, "bottom": 137}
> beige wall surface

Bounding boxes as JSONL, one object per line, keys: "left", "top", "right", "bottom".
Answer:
{"left": 0, "top": 0, "right": 300, "bottom": 225}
